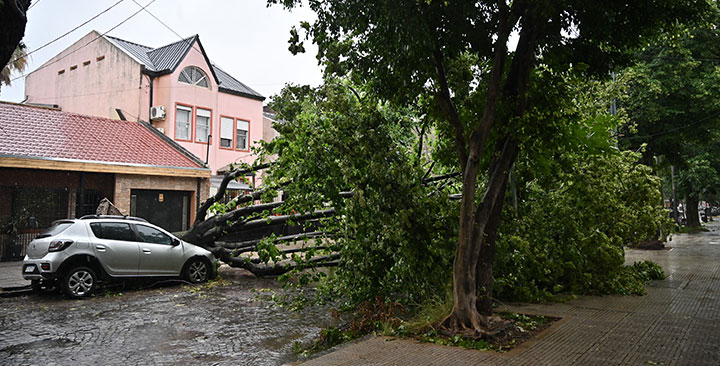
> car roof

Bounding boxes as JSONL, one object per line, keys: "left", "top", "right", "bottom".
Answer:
{"left": 78, "top": 215, "right": 149, "bottom": 223}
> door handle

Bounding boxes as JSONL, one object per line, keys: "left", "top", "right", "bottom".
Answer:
{"left": 96, "top": 245, "right": 106, "bottom": 252}
{"left": 143, "top": 248, "right": 152, "bottom": 254}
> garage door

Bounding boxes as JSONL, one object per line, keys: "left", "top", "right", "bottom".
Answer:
{"left": 130, "top": 189, "right": 191, "bottom": 233}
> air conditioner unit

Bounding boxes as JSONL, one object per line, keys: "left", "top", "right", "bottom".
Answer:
{"left": 150, "top": 105, "right": 166, "bottom": 121}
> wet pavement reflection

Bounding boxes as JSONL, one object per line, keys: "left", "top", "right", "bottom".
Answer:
{"left": 0, "top": 269, "right": 336, "bottom": 365}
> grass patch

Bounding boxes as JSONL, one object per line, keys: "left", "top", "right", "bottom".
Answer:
{"left": 294, "top": 293, "right": 559, "bottom": 357}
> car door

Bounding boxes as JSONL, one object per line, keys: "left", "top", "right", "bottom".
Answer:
{"left": 135, "top": 224, "right": 185, "bottom": 275}
{"left": 89, "top": 222, "right": 140, "bottom": 276}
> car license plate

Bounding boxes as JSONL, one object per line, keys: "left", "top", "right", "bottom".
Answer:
{"left": 24, "top": 265, "right": 36, "bottom": 273}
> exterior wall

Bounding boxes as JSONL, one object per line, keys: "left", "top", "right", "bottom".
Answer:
{"left": 215, "top": 92, "right": 264, "bottom": 170}
{"left": 114, "top": 174, "right": 209, "bottom": 224}
{"left": 25, "top": 31, "right": 144, "bottom": 120}
{"left": 150, "top": 39, "right": 265, "bottom": 174}
{"left": 26, "top": 34, "right": 266, "bottom": 176}
{"left": 262, "top": 116, "right": 280, "bottom": 145}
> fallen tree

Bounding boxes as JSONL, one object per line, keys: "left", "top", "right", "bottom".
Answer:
{"left": 180, "top": 162, "right": 460, "bottom": 277}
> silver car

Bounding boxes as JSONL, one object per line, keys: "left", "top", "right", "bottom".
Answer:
{"left": 22, "top": 215, "right": 216, "bottom": 298}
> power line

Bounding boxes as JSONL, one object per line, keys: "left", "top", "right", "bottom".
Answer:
{"left": 10, "top": 0, "right": 156, "bottom": 83}
{"left": 8, "top": 0, "right": 126, "bottom": 66}
{"left": 620, "top": 111, "right": 720, "bottom": 140}
{"left": 28, "top": 0, "right": 40, "bottom": 10}
{"left": 128, "top": 0, "right": 245, "bottom": 89}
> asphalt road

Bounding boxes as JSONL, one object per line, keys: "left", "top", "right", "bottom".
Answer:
{"left": 0, "top": 271, "right": 336, "bottom": 366}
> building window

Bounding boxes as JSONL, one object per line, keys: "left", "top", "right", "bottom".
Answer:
{"left": 236, "top": 120, "right": 249, "bottom": 150}
{"left": 196, "top": 108, "right": 211, "bottom": 143}
{"left": 175, "top": 105, "right": 192, "bottom": 140}
{"left": 178, "top": 66, "right": 209, "bottom": 88}
{"left": 220, "top": 117, "right": 234, "bottom": 148}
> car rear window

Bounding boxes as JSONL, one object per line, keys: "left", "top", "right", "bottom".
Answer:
{"left": 90, "top": 222, "right": 136, "bottom": 241}
{"left": 36, "top": 221, "right": 74, "bottom": 238}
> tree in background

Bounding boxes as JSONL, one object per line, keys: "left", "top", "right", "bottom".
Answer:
{"left": 1, "top": 42, "right": 28, "bottom": 90}
{"left": 269, "top": 0, "right": 712, "bottom": 335}
{"left": 621, "top": 8, "right": 720, "bottom": 227}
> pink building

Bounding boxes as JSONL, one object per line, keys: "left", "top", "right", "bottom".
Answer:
{"left": 24, "top": 30, "right": 269, "bottom": 185}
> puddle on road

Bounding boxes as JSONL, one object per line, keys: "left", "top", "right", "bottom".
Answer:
{"left": 1, "top": 278, "right": 338, "bottom": 365}
{"left": 2, "top": 338, "right": 79, "bottom": 355}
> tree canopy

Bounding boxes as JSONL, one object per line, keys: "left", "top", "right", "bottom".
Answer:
{"left": 267, "top": 0, "right": 714, "bottom": 335}
{"left": 621, "top": 8, "right": 720, "bottom": 226}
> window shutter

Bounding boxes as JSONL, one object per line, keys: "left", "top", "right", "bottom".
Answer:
{"left": 221, "top": 117, "right": 234, "bottom": 139}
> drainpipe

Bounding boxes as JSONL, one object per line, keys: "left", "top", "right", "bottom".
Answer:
{"left": 148, "top": 74, "right": 155, "bottom": 122}
{"left": 196, "top": 177, "right": 202, "bottom": 222}
{"left": 205, "top": 134, "right": 212, "bottom": 166}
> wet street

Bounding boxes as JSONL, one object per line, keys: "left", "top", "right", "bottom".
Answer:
{"left": 0, "top": 271, "right": 336, "bottom": 366}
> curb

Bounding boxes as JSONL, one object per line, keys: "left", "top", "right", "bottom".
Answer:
{"left": 0, "top": 285, "right": 33, "bottom": 298}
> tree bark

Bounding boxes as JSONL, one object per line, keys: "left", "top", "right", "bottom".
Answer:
{"left": 440, "top": 3, "right": 540, "bottom": 333}
{"left": 686, "top": 195, "right": 700, "bottom": 227}
{"left": 476, "top": 139, "right": 517, "bottom": 315}
{"left": 194, "top": 163, "right": 274, "bottom": 225}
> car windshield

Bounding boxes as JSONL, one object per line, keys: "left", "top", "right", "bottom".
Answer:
{"left": 35, "top": 221, "right": 74, "bottom": 238}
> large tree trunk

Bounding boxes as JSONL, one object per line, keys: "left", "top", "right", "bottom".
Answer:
{"left": 475, "top": 140, "right": 516, "bottom": 315}
{"left": 685, "top": 195, "right": 700, "bottom": 227}
{"left": 440, "top": 4, "right": 539, "bottom": 334}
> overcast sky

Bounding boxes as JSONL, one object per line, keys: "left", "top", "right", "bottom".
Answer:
{"left": 0, "top": 0, "right": 323, "bottom": 104}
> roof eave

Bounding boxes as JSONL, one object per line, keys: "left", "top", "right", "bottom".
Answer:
{"left": 0, "top": 154, "right": 211, "bottom": 178}
{"left": 218, "top": 87, "right": 266, "bottom": 101}
{"left": 103, "top": 35, "right": 154, "bottom": 70}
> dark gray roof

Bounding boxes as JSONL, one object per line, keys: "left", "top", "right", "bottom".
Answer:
{"left": 106, "top": 36, "right": 155, "bottom": 68}
{"left": 105, "top": 34, "right": 264, "bottom": 101}
{"left": 147, "top": 36, "right": 195, "bottom": 71}
{"left": 212, "top": 64, "right": 264, "bottom": 101}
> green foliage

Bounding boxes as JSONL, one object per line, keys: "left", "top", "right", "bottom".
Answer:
{"left": 494, "top": 148, "right": 670, "bottom": 302}
{"left": 498, "top": 312, "right": 548, "bottom": 334}
{"left": 261, "top": 82, "right": 458, "bottom": 306}
{"left": 621, "top": 11, "right": 720, "bottom": 217}
{"left": 418, "top": 329, "right": 492, "bottom": 351}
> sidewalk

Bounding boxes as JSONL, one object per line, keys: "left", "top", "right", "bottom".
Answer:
{"left": 300, "top": 222, "right": 720, "bottom": 365}
{"left": 0, "top": 260, "right": 27, "bottom": 289}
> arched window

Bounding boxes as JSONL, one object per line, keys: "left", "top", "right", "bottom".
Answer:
{"left": 178, "top": 66, "right": 209, "bottom": 88}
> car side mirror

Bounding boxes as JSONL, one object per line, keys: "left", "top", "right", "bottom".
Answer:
{"left": 172, "top": 238, "right": 181, "bottom": 246}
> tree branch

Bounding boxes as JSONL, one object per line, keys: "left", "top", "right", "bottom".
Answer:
{"left": 194, "top": 162, "right": 274, "bottom": 225}
{"left": 433, "top": 47, "right": 469, "bottom": 168}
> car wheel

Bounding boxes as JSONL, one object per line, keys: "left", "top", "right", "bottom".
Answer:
{"left": 184, "top": 258, "right": 209, "bottom": 284}
{"left": 63, "top": 267, "right": 97, "bottom": 299}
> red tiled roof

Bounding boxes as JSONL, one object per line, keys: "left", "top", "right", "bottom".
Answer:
{"left": 0, "top": 102, "right": 205, "bottom": 169}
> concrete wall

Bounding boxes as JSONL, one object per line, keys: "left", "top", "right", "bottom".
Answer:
{"left": 25, "top": 31, "right": 144, "bottom": 120}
